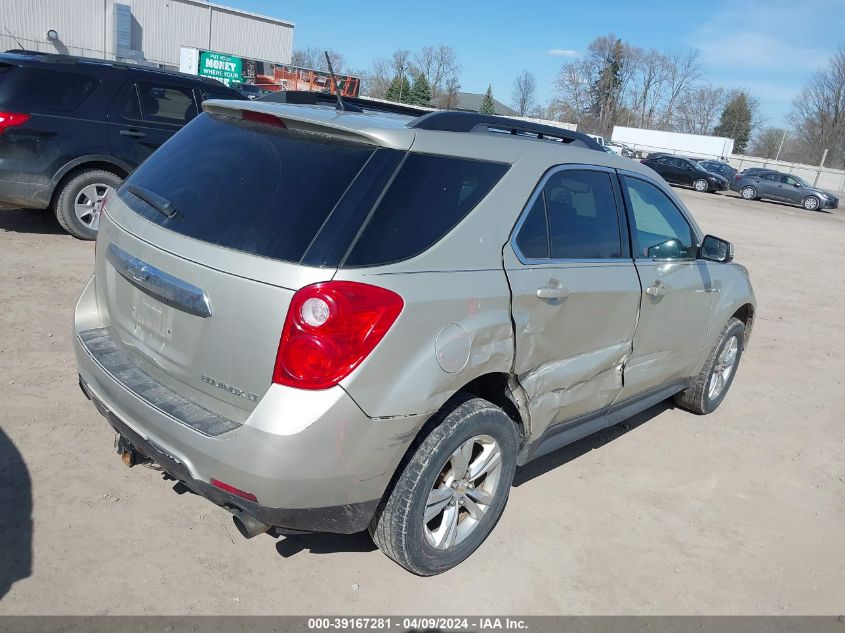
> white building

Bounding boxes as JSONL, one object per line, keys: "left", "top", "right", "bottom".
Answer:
{"left": 0, "top": 0, "right": 294, "bottom": 70}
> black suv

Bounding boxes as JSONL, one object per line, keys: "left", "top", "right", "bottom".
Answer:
{"left": 640, "top": 154, "right": 728, "bottom": 193}
{"left": 0, "top": 51, "right": 244, "bottom": 239}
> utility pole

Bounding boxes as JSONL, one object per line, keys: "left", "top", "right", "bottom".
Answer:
{"left": 775, "top": 129, "right": 787, "bottom": 161}
{"left": 814, "top": 149, "right": 828, "bottom": 186}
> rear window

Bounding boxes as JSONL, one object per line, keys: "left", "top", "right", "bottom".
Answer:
{"left": 120, "top": 113, "right": 375, "bottom": 263}
{"left": 0, "top": 67, "right": 98, "bottom": 112}
{"left": 343, "top": 153, "right": 509, "bottom": 266}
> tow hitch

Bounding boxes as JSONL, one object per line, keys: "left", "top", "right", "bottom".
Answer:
{"left": 114, "top": 433, "right": 154, "bottom": 468}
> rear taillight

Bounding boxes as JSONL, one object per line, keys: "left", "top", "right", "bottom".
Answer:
{"left": 0, "top": 112, "right": 30, "bottom": 134}
{"left": 734, "top": 174, "right": 741, "bottom": 180}
{"left": 273, "top": 281, "right": 404, "bottom": 390}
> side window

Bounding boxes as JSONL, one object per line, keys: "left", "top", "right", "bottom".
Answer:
{"left": 199, "top": 89, "right": 236, "bottom": 102}
{"left": 761, "top": 173, "right": 778, "bottom": 182}
{"left": 3, "top": 68, "right": 98, "bottom": 112}
{"left": 343, "top": 154, "right": 509, "bottom": 266}
{"left": 136, "top": 83, "right": 197, "bottom": 124}
{"left": 623, "top": 176, "right": 695, "bottom": 260}
{"left": 514, "top": 194, "right": 549, "bottom": 259}
{"left": 544, "top": 170, "right": 622, "bottom": 259}
{"left": 782, "top": 175, "right": 799, "bottom": 185}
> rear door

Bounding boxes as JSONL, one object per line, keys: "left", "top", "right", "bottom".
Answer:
{"left": 755, "top": 172, "right": 782, "bottom": 199}
{"left": 95, "top": 111, "right": 388, "bottom": 420}
{"left": 107, "top": 79, "right": 198, "bottom": 168}
{"left": 654, "top": 157, "right": 678, "bottom": 183}
{"left": 504, "top": 166, "right": 641, "bottom": 436}
{"left": 616, "top": 173, "right": 715, "bottom": 399}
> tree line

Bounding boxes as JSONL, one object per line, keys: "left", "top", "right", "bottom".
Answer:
{"left": 292, "top": 38, "right": 845, "bottom": 168}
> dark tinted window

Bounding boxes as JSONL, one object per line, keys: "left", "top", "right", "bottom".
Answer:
{"left": 514, "top": 194, "right": 549, "bottom": 259}
{"left": 0, "top": 67, "right": 98, "bottom": 111}
{"left": 200, "top": 88, "right": 239, "bottom": 102}
{"left": 623, "top": 176, "right": 695, "bottom": 260}
{"left": 760, "top": 172, "right": 779, "bottom": 182}
{"left": 545, "top": 170, "right": 622, "bottom": 259}
{"left": 343, "top": 153, "right": 509, "bottom": 266}
{"left": 121, "top": 113, "right": 375, "bottom": 262}
{"left": 136, "top": 83, "right": 197, "bottom": 124}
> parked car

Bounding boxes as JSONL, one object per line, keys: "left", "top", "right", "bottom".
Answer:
{"left": 74, "top": 102, "right": 755, "bottom": 575}
{"left": 696, "top": 159, "right": 736, "bottom": 181}
{"left": 232, "top": 82, "right": 264, "bottom": 100}
{"left": 0, "top": 51, "right": 244, "bottom": 239}
{"left": 640, "top": 154, "right": 729, "bottom": 192}
{"left": 731, "top": 169, "right": 839, "bottom": 210}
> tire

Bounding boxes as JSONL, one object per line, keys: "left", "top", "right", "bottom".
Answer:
{"left": 674, "top": 317, "right": 745, "bottom": 415}
{"left": 693, "top": 178, "right": 708, "bottom": 192}
{"left": 802, "top": 195, "right": 820, "bottom": 211}
{"left": 54, "top": 169, "right": 123, "bottom": 240}
{"left": 740, "top": 186, "right": 757, "bottom": 200}
{"left": 369, "top": 394, "right": 518, "bottom": 575}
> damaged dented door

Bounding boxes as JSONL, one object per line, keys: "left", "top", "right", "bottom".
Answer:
{"left": 616, "top": 174, "right": 715, "bottom": 399}
{"left": 504, "top": 166, "right": 641, "bottom": 437}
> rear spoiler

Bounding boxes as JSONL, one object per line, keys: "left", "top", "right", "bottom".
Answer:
{"left": 201, "top": 100, "right": 415, "bottom": 150}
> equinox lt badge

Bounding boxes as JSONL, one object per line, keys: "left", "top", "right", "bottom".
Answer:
{"left": 201, "top": 375, "right": 259, "bottom": 402}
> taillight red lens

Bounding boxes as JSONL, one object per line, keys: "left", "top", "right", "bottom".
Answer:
{"left": 273, "top": 281, "right": 404, "bottom": 390}
{"left": 0, "top": 112, "right": 30, "bottom": 134}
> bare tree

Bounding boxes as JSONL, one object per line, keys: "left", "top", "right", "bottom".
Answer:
{"left": 675, "top": 84, "right": 725, "bottom": 134}
{"left": 415, "top": 45, "right": 460, "bottom": 98}
{"left": 290, "top": 47, "right": 345, "bottom": 72}
{"left": 435, "top": 75, "right": 461, "bottom": 109}
{"left": 360, "top": 57, "right": 392, "bottom": 98}
{"left": 660, "top": 49, "right": 703, "bottom": 128}
{"left": 750, "top": 127, "right": 788, "bottom": 159}
{"left": 627, "top": 48, "right": 669, "bottom": 128}
{"left": 788, "top": 47, "right": 845, "bottom": 167}
{"left": 511, "top": 70, "right": 537, "bottom": 116}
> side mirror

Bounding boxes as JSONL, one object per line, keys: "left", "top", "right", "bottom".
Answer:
{"left": 794, "top": 183, "right": 802, "bottom": 188}
{"left": 699, "top": 235, "right": 734, "bottom": 263}
{"left": 647, "top": 239, "right": 682, "bottom": 260}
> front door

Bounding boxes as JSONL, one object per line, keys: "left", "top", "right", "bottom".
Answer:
{"left": 108, "top": 80, "right": 199, "bottom": 169}
{"left": 616, "top": 174, "right": 715, "bottom": 399}
{"left": 504, "top": 166, "right": 642, "bottom": 437}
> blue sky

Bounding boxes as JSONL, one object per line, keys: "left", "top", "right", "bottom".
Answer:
{"left": 228, "top": 0, "right": 844, "bottom": 127}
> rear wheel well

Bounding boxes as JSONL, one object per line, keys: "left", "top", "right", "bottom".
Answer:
{"left": 458, "top": 373, "right": 525, "bottom": 441}
{"left": 49, "top": 162, "right": 128, "bottom": 208}
{"left": 731, "top": 303, "right": 755, "bottom": 348}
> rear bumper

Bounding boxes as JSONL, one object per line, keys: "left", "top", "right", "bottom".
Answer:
{"left": 0, "top": 176, "right": 51, "bottom": 209}
{"left": 73, "top": 276, "right": 428, "bottom": 534}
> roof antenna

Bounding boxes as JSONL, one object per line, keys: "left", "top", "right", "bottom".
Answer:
{"left": 4, "top": 27, "right": 25, "bottom": 51}
{"left": 324, "top": 51, "right": 362, "bottom": 112}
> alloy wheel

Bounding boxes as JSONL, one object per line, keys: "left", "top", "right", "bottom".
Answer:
{"left": 423, "top": 434, "right": 503, "bottom": 550}
{"left": 74, "top": 183, "right": 115, "bottom": 231}
{"left": 708, "top": 335, "right": 739, "bottom": 400}
{"left": 694, "top": 179, "right": 708, "bottom": 192}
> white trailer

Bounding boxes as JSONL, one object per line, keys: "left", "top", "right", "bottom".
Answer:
{"left": 611, "top": 126, "right": 734, "bottom": 159}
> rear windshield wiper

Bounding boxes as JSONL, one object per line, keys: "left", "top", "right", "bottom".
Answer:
{"left": 125, "top": 184, "right": 177, "bottom": 218}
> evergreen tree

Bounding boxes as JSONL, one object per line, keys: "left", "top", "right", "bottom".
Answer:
{"left": 385, "top": 75, "right": 412, "bottom": 103}
{"left": 479, "top": 85, "right": 496, "bottom": 114}
{"left": 408, "top": 73, "right": 432, "bottom": 107}
{"left": 714, "top": 91, "right": 753, "bottom": 153}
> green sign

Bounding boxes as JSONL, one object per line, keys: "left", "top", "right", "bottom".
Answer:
{"left": 198, "top": 51, "right": 242, "bottom": 86}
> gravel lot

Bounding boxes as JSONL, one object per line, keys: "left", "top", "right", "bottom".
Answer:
{"left": 1, "top": 188, "right": 843, "bottom": 615}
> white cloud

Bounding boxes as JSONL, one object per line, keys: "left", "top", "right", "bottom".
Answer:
{"left": 546, "top": 49, "right": 579, "bottom": 58}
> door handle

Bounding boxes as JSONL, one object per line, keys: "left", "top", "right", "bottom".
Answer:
{"left": 120, "top": 129, "right": 146, "bottom": 138}
{"left": 645, "top": 281, "right": 666, "bottom": 297}
{"left": 536, "top": 280, "right": 570, "bottom": 300}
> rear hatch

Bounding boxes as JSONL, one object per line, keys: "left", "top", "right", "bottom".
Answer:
{"left": 94, "top": 105, "right": 412, "bottom": 422}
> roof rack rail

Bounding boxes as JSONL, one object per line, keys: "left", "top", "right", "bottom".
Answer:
{"left": 257, "top": 90, "right": 432, "bottom": 117}
{"left": 408, "top": 111, "right": 601, "bottom": 150}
